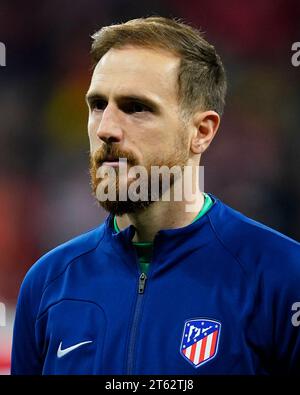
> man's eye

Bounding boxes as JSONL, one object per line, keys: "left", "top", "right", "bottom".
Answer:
{"left": 123, "top": 102, "right": 151, "bottom": 114}
{"left": 91, "top": 99, "right": 107, "bottom": 111}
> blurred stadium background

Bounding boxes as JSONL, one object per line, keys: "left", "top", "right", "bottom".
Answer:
{"left": 0, "top": 0, "right": 300, "bottom": 374}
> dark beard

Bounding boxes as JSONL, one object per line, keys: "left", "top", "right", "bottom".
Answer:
{"left": 89, "top": 137, "right": 189, "bottom": 215}
{"left": 96, "top": 190, "right": 153, "bottom": 216}
{"left": 89, "top": 143, "right": 153, "bottom": 215}
{"left": 90, "top": 163, "right": 180, "bottom": 216}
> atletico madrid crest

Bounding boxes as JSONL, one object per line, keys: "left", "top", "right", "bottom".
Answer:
{"left": 180, "top": 318, "right": 221, "bottom": 368}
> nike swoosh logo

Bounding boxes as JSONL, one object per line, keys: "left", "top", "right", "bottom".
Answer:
{"left": 57, "top": 340, "right": 93, "bottom": 358}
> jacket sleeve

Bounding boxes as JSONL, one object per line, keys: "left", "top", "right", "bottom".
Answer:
{"left": 269, "top": 251, "right": 300, "bottom": 375}
{"left": 11, "top": 269, "right": 43, "bottom": 375}
{"left": 273, "top": 290, "right": 300, "bottom": 374}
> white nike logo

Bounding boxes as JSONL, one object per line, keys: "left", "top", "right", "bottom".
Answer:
{"left": 57, "top": 340, "right": 93, "bottom": 358}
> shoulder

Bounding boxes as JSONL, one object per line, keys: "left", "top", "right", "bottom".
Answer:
{"left": 207, "top": 195, "right": 300, "bottom": 280}
{"left": 19, "top": 220, "right": 108, "bottom": 303}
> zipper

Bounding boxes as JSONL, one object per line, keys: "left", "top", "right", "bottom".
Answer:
{"left": 126, "top": 272, "right": 147, "bottom": 374}
{"left": 138, "top": 273, "right": 147, "bottom": 294}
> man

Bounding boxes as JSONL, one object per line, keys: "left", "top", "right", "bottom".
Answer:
{"left": 11, "top": 16, "right": 300, "bottom": 375}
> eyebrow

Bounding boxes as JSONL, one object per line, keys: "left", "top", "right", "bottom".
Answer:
{"left": 85, "top": 91, "right": 161, "bottom": 112}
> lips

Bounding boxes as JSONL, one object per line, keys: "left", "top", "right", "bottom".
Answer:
{"left": 101, "top": 155, "right": 120, "bottom": 167}
{"left": 98, "top": 155, "right": 118, "bottom": 165}
{"left": 105, "top": 155, "right": 119, "bottom": 162}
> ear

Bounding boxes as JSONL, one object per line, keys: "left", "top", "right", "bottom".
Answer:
{"left": 190, "top": 110, "right": 220, "bottom": 155}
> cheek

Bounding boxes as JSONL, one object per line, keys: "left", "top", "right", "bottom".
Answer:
{"left": 87, "top": 115, "right": 99, "bottom": 148}
{"left": 87, "top": 113, "right": 96, "bottom": 135}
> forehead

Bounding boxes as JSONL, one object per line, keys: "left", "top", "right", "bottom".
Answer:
{"left": 89, "top": 46, "right": 180, "bottom": 104}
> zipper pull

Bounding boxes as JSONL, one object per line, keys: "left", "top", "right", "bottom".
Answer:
{"left": 138, "top": 273, "right": 147, "bottom": 294}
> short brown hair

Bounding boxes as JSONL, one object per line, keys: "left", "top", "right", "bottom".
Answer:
{"left": 91, "top": 16, "right": 227, "bottom": 117}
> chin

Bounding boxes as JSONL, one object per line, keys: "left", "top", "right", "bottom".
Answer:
{"left": 98, "top": 199, "right": 153, "bottom": 216}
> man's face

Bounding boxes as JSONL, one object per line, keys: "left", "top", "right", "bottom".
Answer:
{"left": 86, "top": 46, "right": 191, "bottom": 215}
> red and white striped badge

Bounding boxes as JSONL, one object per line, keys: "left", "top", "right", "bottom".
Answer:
{"left": 180, "top": 318, "right": 221, "bottom": 368}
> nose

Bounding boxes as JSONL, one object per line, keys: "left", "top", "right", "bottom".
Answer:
{"left": 96, "top": 104, "right": 123, "bottom": 144}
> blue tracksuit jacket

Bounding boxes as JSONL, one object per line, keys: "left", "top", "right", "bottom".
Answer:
{"left": 11, "top": 194, "right": 300, "bottom": 374}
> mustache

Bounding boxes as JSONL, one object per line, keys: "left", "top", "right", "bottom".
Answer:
{"left": 92, "top": 144, "right": 138, "bottom": 167}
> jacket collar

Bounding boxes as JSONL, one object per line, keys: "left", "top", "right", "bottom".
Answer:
{"left": 103, "top": 194, "right": 219, "bottom": 262}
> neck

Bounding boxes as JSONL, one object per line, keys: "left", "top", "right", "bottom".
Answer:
{"left": 115, "top": 188, "right": 204, "bottom": 243}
